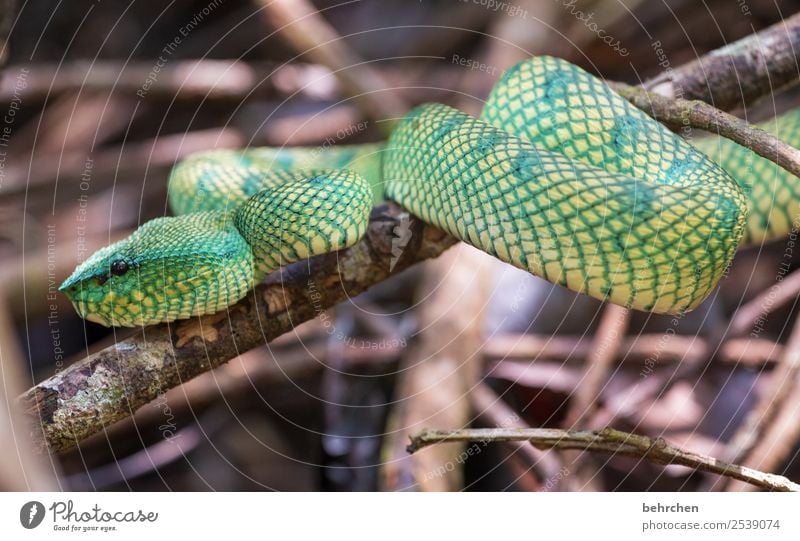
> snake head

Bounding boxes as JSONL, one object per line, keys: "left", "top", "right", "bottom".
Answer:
{"left": 59, "top": 241, "right": 136, "bottom": 326}
{"left": 59, "top": 212, "right": 254, "bottom": 327}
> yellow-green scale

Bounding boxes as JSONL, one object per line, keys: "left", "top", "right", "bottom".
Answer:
{"left": 62, "top": 56, "right": 757, "bottom": 327}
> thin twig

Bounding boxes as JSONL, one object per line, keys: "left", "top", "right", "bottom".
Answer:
{"left": 406, "top": 427, "right": 800, "bottom": 492}
{"left": 612, "top": 82, "right": 800, "bottom": 182}
{"left": 0, "top": 61, "right": 457, "bottom": 104}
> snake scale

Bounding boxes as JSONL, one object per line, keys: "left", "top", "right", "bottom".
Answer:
{"left": 60, "top": 56, "right": 800, "bottom": 327}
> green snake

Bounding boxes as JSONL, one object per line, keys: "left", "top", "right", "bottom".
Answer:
{"left": 60, "top": 56, "right": 800, "bottom": 327}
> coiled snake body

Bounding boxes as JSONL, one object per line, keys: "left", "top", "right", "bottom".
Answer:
{"left": 61, "top": 57, "right": 800, "bottom": 326}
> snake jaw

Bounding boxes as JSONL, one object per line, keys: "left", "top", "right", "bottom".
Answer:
{"left": 63, "top": 295, "right": 111, "bottom": 327}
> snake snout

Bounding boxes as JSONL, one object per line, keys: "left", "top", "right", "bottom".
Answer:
{"left": 61, "top": 212, "right": 258, "bottom": 326}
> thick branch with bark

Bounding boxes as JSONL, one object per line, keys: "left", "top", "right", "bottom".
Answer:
{"left": 20, "top": 204, "right": 456, "bottom": 454}
{"left": 407, "top": 427, "right": 800, "bottom": 492}
{"left": 643, "top": 12, "right": 800, "bottom": 110}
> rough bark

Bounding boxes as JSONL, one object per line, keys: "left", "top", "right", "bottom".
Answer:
{"left": 643, "top": 12, "right": 800, "bottom": 110}
{"left": 613, "top": 82, "right": 800, "bottom": 181}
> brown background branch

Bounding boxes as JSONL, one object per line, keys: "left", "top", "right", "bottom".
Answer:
{"left": 258, "top": 0, "right": 408, "bottom": 124}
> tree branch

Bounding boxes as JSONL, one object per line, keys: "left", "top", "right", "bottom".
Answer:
{"left": 643, "top": 12, "right": 800, "bottom": 110}
{"left": 20, "top": 203, "right": 457, "bottom": 454}
{"left": 612, "top": 82, "right": 800, "bottom": 181}
{"left": 406, "top": 427, "right": 800, "bottom": 492}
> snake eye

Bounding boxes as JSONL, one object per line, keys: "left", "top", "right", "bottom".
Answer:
{"left": 110, "top": 260, "right": 129, "bottom": 276}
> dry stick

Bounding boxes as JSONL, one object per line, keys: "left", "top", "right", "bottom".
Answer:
{"left": 19, "top": 204, "right": 457, "bottom": 454}
{"left": 612, "top": 83, "right": 800, "bottom": 182}
{"left": 1, "top": 61, "right": 460, "bottom": 105}
{"left": 643, "top": 12, "right": 800, "bottom": 111}
{"left": 470, "top": 383, "right": 564, "bottom": 490}
{"left": 11, "top": 90, "right": 140, "bottom": 154}
{"left": 258, "top": 0, "right": 407, "bottom": 125}
{"left": 484, "top": 333, "right": 703, "bottom": 364}
{"left": 406, "top": 427, "right": 800, "bottom": 492}
{"left": 719, "top": 337, "right": 785, "bottom": 367}
{"left": 0, "top": 60, "right": 272, "bottom": 102}
{"left": 728, "top": 268, "right": 800, "bottom": 336}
